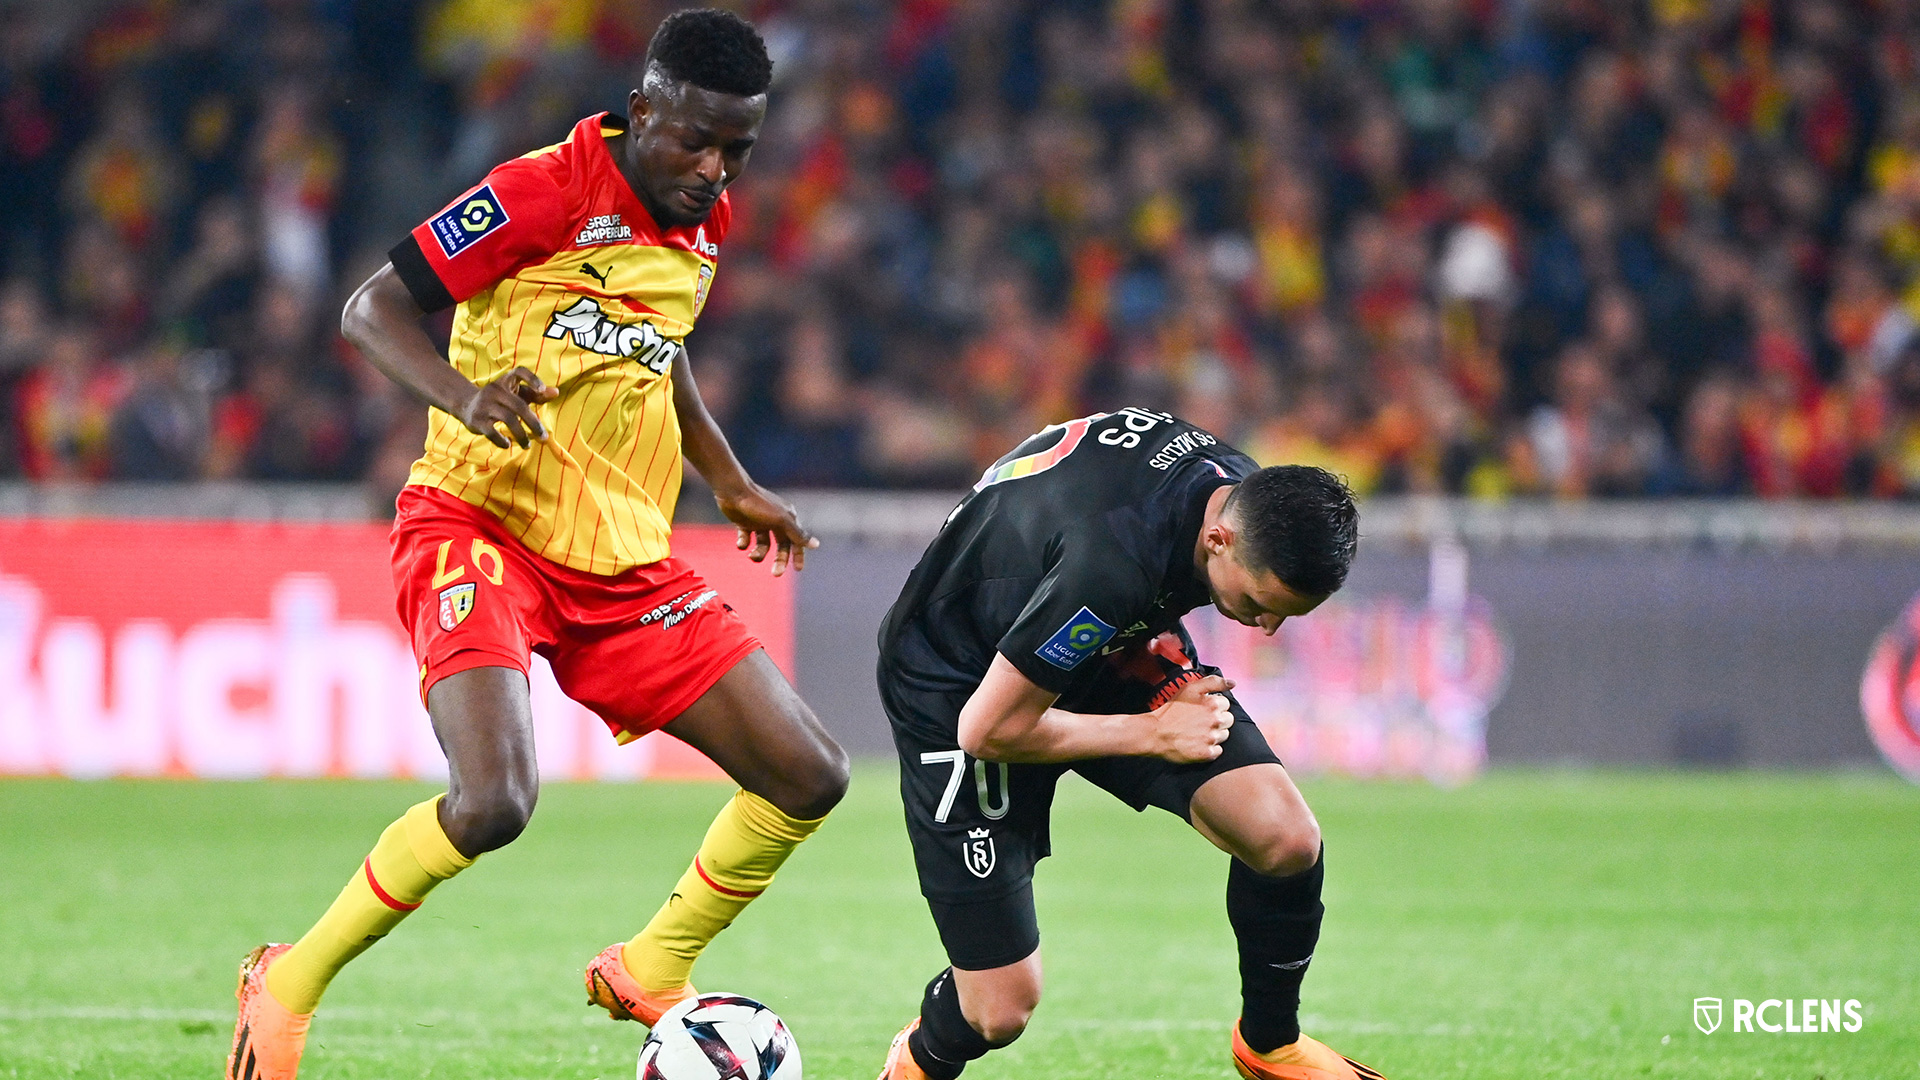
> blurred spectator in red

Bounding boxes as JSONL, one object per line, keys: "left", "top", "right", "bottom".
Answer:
{"left": 1738, "top": 287, "right": 1855, "bottom": 497}
{"left": 16, "top": 325, "right": 123, "bottom": 480}
{"left": 0, "top": 280, "right": 52, "bottom": 475}
{"left": 211, "top": 352, "right": 352, "bottom": 481}
{"left": 61, "top": 82, "right": 180, "bottom": 252}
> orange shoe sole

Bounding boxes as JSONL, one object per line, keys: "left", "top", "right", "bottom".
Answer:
{"left": 583, "top": 943, "right": 696, "bottom": 1026}
{"left": 226, "top": 944, "right": 311, "bottom": 1080}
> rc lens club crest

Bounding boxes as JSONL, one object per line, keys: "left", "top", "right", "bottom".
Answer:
{"left": 438, "top": 583, "right": 476, "bottom": 631}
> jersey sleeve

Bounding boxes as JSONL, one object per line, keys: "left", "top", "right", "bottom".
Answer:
{"left": 997, "top": 526, "right": 1158, "bottom": 695}
{"left": 388, "top": 156, "right": 573, "bottom": 312}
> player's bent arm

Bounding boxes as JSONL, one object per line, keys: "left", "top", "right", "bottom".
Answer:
{"left": 670, "top": 345, "right": 755, "bottom": 499}
{"left": 341, "top": 264, "right": 554, "bottom": 449}
{"left": 670, "top": 347, "right": 818, "bottom": 573}
{"left": 958, "top": 654, "right": 1233, "bottom": 765}
{"left": 340, "top": 266, "right": 482, "bottom": 418}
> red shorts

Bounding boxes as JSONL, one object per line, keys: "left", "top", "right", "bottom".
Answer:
{"left": 390, "top": 486, "right": 761, "bottom": 742}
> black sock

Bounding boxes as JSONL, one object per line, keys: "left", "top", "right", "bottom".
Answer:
{"left": 1228, "top": 847, "right": 1325, "bottom": 1053}
{"left": 907, "top": 968, "right": 1007, "bottom": 1079}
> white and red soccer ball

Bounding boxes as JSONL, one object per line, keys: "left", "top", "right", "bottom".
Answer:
{"left": 638, "top": 993, "right": 801, "bottom": 1080}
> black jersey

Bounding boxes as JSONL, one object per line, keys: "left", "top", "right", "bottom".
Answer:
{"left": 878, "top": 408, "right": 1256, "bottom": 728}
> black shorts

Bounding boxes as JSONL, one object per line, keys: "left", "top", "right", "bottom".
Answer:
{"left": 882, "top": 629, "right": 1281, "bottom": 970}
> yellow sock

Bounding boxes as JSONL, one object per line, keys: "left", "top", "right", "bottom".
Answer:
{"left": 623, "top": 790, "right": 825, "bottom": 992}
{"left": 265, "top": 796, "right": 474, "bottom": 1013}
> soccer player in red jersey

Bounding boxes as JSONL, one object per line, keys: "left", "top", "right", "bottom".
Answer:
{"left": 224, "top": 12, "right": 848, "bottom": 1080}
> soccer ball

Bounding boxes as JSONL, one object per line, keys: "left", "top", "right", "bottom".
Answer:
{"left": 637, "top": 992, "right": 801, "bottom": 1080}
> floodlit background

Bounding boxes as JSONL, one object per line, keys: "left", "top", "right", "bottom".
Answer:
{"left": 0, "top": 2, "right": 1917, "bottom": 1079}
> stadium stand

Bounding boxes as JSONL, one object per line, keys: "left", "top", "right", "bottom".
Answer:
{"left": 4, "top": 0, "right": 1920, "bottom": 500}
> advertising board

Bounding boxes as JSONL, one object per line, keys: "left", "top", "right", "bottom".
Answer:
{"left": 0, "top": 520, "right": 791, "bottom": 780}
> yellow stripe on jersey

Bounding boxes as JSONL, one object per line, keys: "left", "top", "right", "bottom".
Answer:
{"left": 407, "top": 241, "right": 712, "bottom": 575}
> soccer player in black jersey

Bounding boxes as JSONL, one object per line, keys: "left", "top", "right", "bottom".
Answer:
{"left": 874, "top": 408, "right": 1385, "bottom": 1080}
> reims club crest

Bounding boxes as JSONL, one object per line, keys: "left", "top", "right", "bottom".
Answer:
{"left": 963, "top": 828, "right": 996, "bottom": 879}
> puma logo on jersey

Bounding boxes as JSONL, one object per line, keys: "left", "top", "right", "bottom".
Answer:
{"left": 578, "top": 261, "right": 610, "bottom": 286}
{"left": 693, "top": 225, "right": 718, "bottom": 258}
{"left": 544, "top": 297, "right": 677, "bottom": 374}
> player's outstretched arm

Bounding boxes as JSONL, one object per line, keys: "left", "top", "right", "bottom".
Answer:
{"left": 669, "top": 346, "right": 819, "bottom": 575}
{"left": 958, "top": 654, "right": 1235, "bottom": 764}
{"left": 341, "top": 263, "right": 557, "bottom": 449}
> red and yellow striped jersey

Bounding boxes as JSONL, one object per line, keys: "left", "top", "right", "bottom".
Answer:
{"left": 389, "top": 112, "right": 728, "bottom": 575}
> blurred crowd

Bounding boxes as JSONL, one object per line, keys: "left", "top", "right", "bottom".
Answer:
{"left": 9, "top": 0, "right": 1920, "bottom": 499}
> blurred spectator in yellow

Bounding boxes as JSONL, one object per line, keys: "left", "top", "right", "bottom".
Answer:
{"left": 1248, "top": 381, "right": 1381, "bottom": 496}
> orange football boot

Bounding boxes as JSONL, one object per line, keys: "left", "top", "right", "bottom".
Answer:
{"left": 226, "top": 944, "right": 312, "bottom": 1080}
{"left": 876, "top": 1017, "right": 929, "bottom": 1080}
{"left": 1231, "top": 1020, "right": 1387, "bottom": 1080}
{"left": 583, "top": 943, "right": 697, "bottom": 1026}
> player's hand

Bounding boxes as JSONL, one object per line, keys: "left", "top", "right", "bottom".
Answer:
{"left": 1158, "top": 669, "right": 1236, "bottom": 708}
{"left": 457, "top": 367, "right": 557, "bottom": 449}
{"left": 716, "top": 483, "right": 820, "bottom": 576}
{"left": 1148, "top": 674, "right": 1234, "bottom": 763}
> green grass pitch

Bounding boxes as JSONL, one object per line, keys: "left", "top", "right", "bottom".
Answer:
{"left": 1, "top": 766, "right": 1915, "bottom": 1079}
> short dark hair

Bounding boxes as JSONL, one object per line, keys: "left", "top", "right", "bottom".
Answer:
{"left": 645, "top": 9, "right": 773, "bottom": 97}
{"left": 1224, "top": 465, "right": 1359, "bottom": 597}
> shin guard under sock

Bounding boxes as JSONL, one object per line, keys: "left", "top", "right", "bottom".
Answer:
{"left": 908, "top": 968, "right": 1009, "bottom": 1080}
{"left": 265, "top": 796, "right": 474, "bottom": 1013}
{"left": 625, "top": 790, "right": 826, "bottom": 992}
{"left": 1228, "top": 848, "right": 1325, "bottom": 1053}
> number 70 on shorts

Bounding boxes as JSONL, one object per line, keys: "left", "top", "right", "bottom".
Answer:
{"left": 920, "top": 750, "right": 1012, "bottom": 823}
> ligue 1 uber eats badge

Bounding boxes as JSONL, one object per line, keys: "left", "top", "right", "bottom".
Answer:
{"left": 439, "top": 583, "right": 476, "bottom": 631}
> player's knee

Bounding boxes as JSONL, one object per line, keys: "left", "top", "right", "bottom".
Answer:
{"left": 442, "top": 785, "right": 537, "bottom": 855}
{"left": 772, "top": 738, "right": 850, "bottom": 821}
{"left": 801, "top": 742, "right": 852, "bottom": 819}
{"left": 971, "top": 994, "right": 1038, "bottom": 1045}
{"left": 1241, "top": 819, "right": 1321, "bottom": 878}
